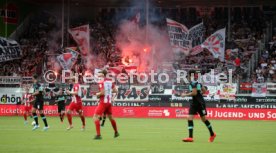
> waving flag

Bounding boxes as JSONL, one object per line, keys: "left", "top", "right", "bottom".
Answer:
{"left": 251, "top": 83, "right": 267, "bottom": 97}
{"left": 188, "top": 22, "right": 205, "bottom": 47}
{"left": 108, "top": 65, "right": 137, "bottom": 76}
{"left": 108, "top": 67, "right": 123, "bottom": 76}
{"left": 57, "top": 47, "right": 79, "bottom": 70}
{"left": 166, "top": 19, "right": 206, "bottom": 56}
{"left": 166, "top": 18, "right": 190, "bottom": 55}
{"left": 0, "top": 36, "right": 21, "bottom": 62}
{"left": 188, "top": 22, "right": 205, "bottom": 55}
{"left": 201, "top": 28, "right": 226, "bottom": 61}
{"left": 190, "top": 45, "right": 204, "bottom": 55}
{"left": 124, "top": 65, "right": 137, "bottom": 74}
{"left": 68, "top": 24, "right": 90, "bottom": 56}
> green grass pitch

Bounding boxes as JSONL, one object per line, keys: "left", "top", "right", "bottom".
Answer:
{"left": 0, "top": 116, "right": 276, "bottom": 153}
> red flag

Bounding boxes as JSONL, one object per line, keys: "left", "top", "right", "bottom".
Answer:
{"left": 57, "top": 47, "right": 79, "bottom": 70}
{"left": 68, "top": 24, "right": 90, "bottom": 56}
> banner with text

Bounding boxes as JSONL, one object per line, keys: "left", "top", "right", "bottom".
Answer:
{"left": 166, "top": 18, "right": 190, "bottom": 55}
{"left": 0, "top": 36, "right": 21, "bottom": 62}
{"left": 0, "top": 76, "right": 21, "bottom": 84}
{"left": 266, "top": 83, "right": 276, "bottom": 92}
{"left": 188, "top": 22, "right": 205, "bottom": 55}
{"left": 0, "top": 88, "right": 22, "bottom": 104}
{"left": 43, "top": 85, "right": 150, "bottom": 103}
{"left": 251, "top": 83, "right": 267, "bottom": 97}
{"left": 1, "top": 105, "right": 276, "bottom": 120}
{"left": 219, "top": 83, "right": 237, "bottom": 100}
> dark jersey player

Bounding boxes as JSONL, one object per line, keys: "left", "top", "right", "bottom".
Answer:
{"left": 54, "top": 88, "right": 66, "bottom": 123}
{"left": 31, "top": 75, "right": 49, "bottom": 131}
{"left": 181, "top": 70, "right": 216, "bottom": 142}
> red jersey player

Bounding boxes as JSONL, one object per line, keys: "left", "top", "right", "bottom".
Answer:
{"left": 22, "top": 88, "right": 34, "bottom": 125}
{"left": 93, "top": 70, "right": 119, "bottom": 140}
{"left": 65, "top": 78, "right": 86, "bottom": 131}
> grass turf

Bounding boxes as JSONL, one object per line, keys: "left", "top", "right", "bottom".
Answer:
{"left": 0, "top": 116, "right": 275, "bottom": 153}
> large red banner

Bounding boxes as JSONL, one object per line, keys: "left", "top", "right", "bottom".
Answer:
{"left": 0, "top": 105, "right": 276, "bottom": 120}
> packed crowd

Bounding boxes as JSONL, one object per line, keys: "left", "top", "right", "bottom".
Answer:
{"left": 0, "top": 12, "right": 57, "bottom": 77}
{"left": 0, "top": 7, "right": 274, "bottom": 84}
{"left": 170, "top": 7, "right": 266, "bottom": 83}
{"left": 253, "top": 36, "right": 276, "bottom": 83}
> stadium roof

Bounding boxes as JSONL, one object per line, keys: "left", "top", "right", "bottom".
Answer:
{"left": 22, "top": 0, "right": 276, "bottom": 7}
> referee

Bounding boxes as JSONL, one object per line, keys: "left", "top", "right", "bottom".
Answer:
{"left": 181, "top": 70, "right": 216, "bottom": 142}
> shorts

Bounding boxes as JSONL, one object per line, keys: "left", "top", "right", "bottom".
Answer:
{"left": 68, "top": 102, "right": 82, "bottom": 112}
{"left": 95, "top": 103, "right": 112, "bottom": 116}
{"left": 24, "top": 105, "right": 32, "bottom": 112}
{"left": 189, "top": 103, "right": 207, "bottom": 117}
{"left": 58, "top": 101, "right": 65, "bottom": 113}
{"left": 33, "top": 101, "right": 44, "bottom": 110}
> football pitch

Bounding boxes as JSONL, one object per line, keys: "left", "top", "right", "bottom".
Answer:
{"left": 0, "top": 117, "right": 275, "bottom": 153}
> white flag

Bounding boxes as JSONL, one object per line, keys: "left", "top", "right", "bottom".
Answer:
{"left": 57, "top": 47, "right": 79, "bottom": 70}
{"left": 68, "top": 24, "right": 90, "bottom": 56}
{"left": 166, "top": 18, "right": 190, "bottom": 55}
{"left": 201, "top": 28, "right": 226, "bottom": 61}
{"left": 188, "top": 22, "right": 205, "bottom": 47}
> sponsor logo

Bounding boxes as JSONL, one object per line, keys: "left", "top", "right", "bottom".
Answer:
{"left": 204, "top": 98, "right": 220, "bottom": 102}
{"left": 236, "top": 97, "right": 248, "bottom": 102}
{"left": 213, "top": 111, "right": 245, "bottom": 118}
{"left": 148, "top": 109, "right": 170, "bottom": 117}
{"left": 149, "top": 97, "right": 161, "bottom": 101}
{"left": 148, "top": 110, "right": 163, "bottom": 117}
{"left": 175, "top": 109, "right": 188, "bottom": 117}
{"left": 113, "top": 102, "right": 145, "bottom": 107}
{"left": 123, "top": 108, "right": 135, "bottom": 116}
{"left": 256, "top": 98, "right": 276, "bottom": 103}
{"left": 0, "top": 94, "right": 21, "bottom": 104}
{"left": 163, "top": 109, "right": 170, "bottom": 116}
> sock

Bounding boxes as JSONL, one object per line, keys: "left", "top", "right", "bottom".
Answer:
{"left": 24, "top": 113, "right": 27, "bottom": 121}
{"left": 188, "top": 120, "right": 194, "bottom": 138}
{"left": 59, "top": 114, "right": 63, "bottom": 122}
{"left": 80, "top": 115, "right": 85, "bottom": 126}
{"left": 204, "top": 120, "right": 214, "bottom": 136}
{"left": 40, "top": 113, "right": 48, "bottom": 127}
{"left": 94, "top": 120, "right": 101, "bottom": 136}
{"left": 67, "top": 113, "right": 72, "bottom": 126}
{"left": 61, "top": 113, "right": 65, "bottom": 122}
{"left": 110, "top": 119, "right": 118, "bottom": 133}
{"left": 32, "top": 113, "right": 38, "bottom": 125}
{"left": 101, "top": 116, "right": 106, "bottom": 126}
{"left": 29, "top": 113, "right": 33, "bottom": 118}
